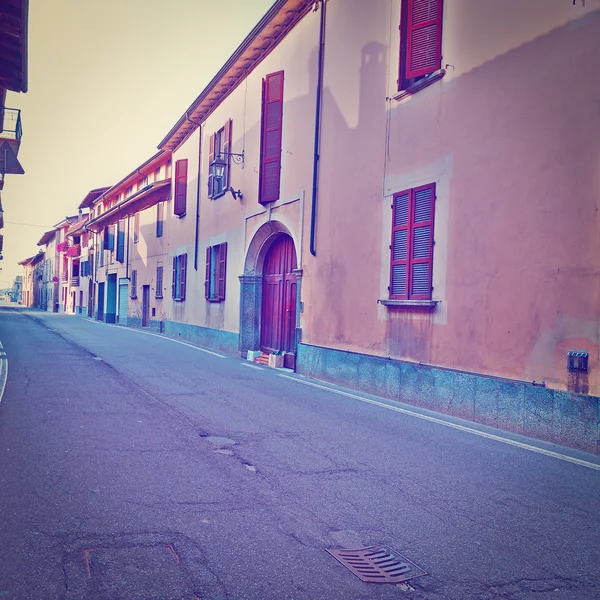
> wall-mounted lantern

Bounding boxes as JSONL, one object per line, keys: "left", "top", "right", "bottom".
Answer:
{"left": 209, "top": 151, "right": 244, "bottom": 200}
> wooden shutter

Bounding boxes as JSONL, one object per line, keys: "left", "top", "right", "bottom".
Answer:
{"left": 172, "top": 256, "right": 177, "bottom": 299}
{"left": 180, "top": 253, "right": 187, "bottom": 300}
{"left": 223, "top": 119, "right": 232, "bottom": 189}
{"left": 405, "top": 0, "right": 443, "bottom": 79}
{"left": 208, "top": 134, "right": 215, "bottom": 198}
{"left": 204, "top": 246, "right": 211, "bottom": 299}
{"left": 116, "top": 221, "right": 125, "bottom": 262}
{"left": 259, "top": 71, "right": 284, "bottom": 204}
{"left": 134, "top": 213, "right": 139, "bottom": 243}
{"left": 217, "top": 243, "right": 227, "bottom": 300}
{"left": 409, "top": 184, "right": 435, "bottom": 299}
{"left": 390, "top": 191, "right": 410, "bottom": 299}
{"left": 174, "top": 159, "right": 188, "bottom": 216}
{"left": 156, "top": 265, "right": 163, "bottom": 298}
{"left": 108, "top": 225, "right": 115, "bottom": 251}
{"left": 156, "top": 202, "right": 163, "bottom": 237}
{"left": 131, "top": 270, "right": 137, "bottom": 299}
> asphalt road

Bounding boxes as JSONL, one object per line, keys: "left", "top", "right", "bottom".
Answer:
{"left": 0, "top": 307, "right": 599, "bottom": 600}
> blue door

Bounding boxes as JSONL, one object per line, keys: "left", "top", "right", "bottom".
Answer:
{"left": 106, "top": 274, "right": 117, "bottom": 323}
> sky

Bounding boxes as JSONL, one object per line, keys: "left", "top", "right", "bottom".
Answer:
{"left": 1, "top": 0, "right": 274, "bottom": 288}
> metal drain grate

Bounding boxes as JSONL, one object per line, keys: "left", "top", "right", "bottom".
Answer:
{"left": 326, "top": 545, "right": 427, "bottom": 584}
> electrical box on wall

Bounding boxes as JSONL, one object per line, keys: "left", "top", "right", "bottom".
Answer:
{"left": 567, "top": 350, "right": 588, "bottom": 373}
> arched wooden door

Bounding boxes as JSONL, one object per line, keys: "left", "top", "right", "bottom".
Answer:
{"left": 260, "top": 235, "right": 297, "bottom": 361}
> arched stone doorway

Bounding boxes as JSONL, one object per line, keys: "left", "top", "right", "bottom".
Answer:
{"left": 239, "top": 221, "right": 301, "bottom": 369}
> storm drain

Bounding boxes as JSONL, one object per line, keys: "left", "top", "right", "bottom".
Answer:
{"left": 326, "top": 545, "right": 427, "bottom": 584}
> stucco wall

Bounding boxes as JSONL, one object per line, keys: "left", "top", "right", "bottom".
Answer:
{"left": 300, "top": 0, "right": 600, "bottom": 395}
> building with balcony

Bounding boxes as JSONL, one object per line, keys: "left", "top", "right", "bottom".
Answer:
{"left": 0, "top": 0, "right": 28, "bottom": 192}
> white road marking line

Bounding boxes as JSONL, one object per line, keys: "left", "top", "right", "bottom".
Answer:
{"left": 278, "top": 374, "right": 600, "bottom": 472}
{"left": 241, "top": 363, "right": 263, "bottom": 370}
{"left": 0, "top": 343, "right": 8, "bottom": 404}
{"left": 79, "top": 318, "right": 226, "bottom": 358}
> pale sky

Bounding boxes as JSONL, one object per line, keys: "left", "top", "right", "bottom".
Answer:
{"left": 2, "top": 0, "right": 274, "bottom": 287}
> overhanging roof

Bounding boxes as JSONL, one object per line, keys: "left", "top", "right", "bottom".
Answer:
{"left": 66, "top": 216, "right": 88, "bottom": 237}
{"left": 0, "top": 0, "right": 28, "bottom": 93}
{"left": 86, "top": 179, "right": 171, "bottom": 232}
{"left": 18, "top": 253, "right": 36, "bottom": 266}
{"left": 37, "top": 229, "right": 56, "bottom": 246}
{"left": 78, "top": 187, "right": 111, "bottom": 209}
{"left": 158, "top": 0, "right": 313, "bottom": 152}
{"left": 87, "top": 150, "right": 169, "bottom": 209}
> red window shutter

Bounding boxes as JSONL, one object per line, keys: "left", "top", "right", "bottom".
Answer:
{"left": 172, "top": 256, "right": 177, "bottom": 298}
{"left": 174, "top": 159, "right": 188, "bottom": 216}
{"left": 223, "top": 119, "right": 232, "bottom": 189}
{"left": 405, "top": 0, "right": 443, "bottom": 79}
{"left": 409, "top": 184, "right": 435, "bottom": 299}
{"left": 390, "top": 191, "right": 410, "bottom": 299}
{"left": 180, "top": 253, "right": 187, "bottom": 300}
{"left": 204, "top": 246, "right": 211, "bottom": 299}
{"left": 259, "top": 71, "right": 284, "bottom": 204}
{"left": 217, "top": 242, "right": 227, "bottom": 300}
{"left": 208, "top": 134, "right": 215, "bottom": 198}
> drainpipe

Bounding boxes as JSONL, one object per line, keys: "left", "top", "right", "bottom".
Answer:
{"left": 126, "top": 216, "right": 130, "bottom": 279}
{"left": 310, "top": 0, "right": 327, "bottom": 257}
{"left": 185, "top": 112, "right": 203, "bottom": 271}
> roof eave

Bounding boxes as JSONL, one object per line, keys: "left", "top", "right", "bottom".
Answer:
{"left": 158, "top": 0, "right": 313, "bottom": 152}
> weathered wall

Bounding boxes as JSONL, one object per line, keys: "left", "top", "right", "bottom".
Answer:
{"left": 301, "top": 0, "right": 600, "bottom": 396}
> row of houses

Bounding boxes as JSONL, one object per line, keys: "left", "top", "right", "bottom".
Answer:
{"left": 19, "top": 0, "right": 600, "bottom": 452}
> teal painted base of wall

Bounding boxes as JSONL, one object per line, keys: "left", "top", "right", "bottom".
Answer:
{"left": 297, "top": 343, "right": 600, "bottom": 455}
{"left": 162, "top": 320, "right": 239, "bottom": 355}
{"left": 125, "top": 317, "right": 162, "bottom": 334}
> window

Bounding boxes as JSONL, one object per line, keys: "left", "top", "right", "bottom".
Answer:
{"left": 208, "top": 120, "right": 232, "bottom": 199}
{"left": 172, "top": 254, "right": 187, "bottom": 301}
{"left": 138, "top": 176, "right": 148, "bottom": 191}
{"left": 156, "top": 202, "right": 164, "bottom": 237}
{"left": 174, "top": 159, "right": 188, "bottom": 216}
{"left": 166, "top": 160, "right": 172, "bottom": 179}
{"left": 133, "top": 213, "right": 140, "bottom": 244}
{"left": 130, "top": 270, "right": 137, "bottom": 299}
{"left": 204, "top": 243, "right": 227, "bottom": 302}
{"left": 155, "top": 166, "right": 161, "bottom": 182}
{"left": 103, "top": 225, "right": 114, "bottom": 252}
{"left": 116, "top": 220, "right": 125, "bottom": 263}
{"left": 125, "top": 185, "right": 133, "bottom": 198}
{"left": 259, "top": 71, "right": 284, "bottom": 204}
{"left": 155, "top": 265, "right": 163, "bottom": 298}
{"left": 398, "top": 0, "right": 444, "bottom": 92}
{"left": 390, "top": 184, "right": 435, "bottom": 300}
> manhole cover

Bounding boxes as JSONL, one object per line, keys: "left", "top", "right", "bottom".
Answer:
{"left": 326, "top": 546, "right": 427, "bottom": 584}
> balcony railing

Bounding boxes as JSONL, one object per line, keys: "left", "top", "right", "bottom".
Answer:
{"left": 0, "top": 108, "right": 22, "bottom": 141}
{"left": 71, "top": 276, "right": 80, "bottom": 287}
{"left": 61, "top": 272, "right": 68, "bottom": 282}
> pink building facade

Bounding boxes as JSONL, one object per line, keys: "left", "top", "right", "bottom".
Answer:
{"left": 21, "top": 0, "right": 600, "bottom": 452}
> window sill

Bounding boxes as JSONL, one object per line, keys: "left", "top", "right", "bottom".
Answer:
{"left": 394, "top": 69, "right": 445, "bottom": 101}
{"left": 378, "top": 299, "right": 439, "bottom": 309}
{"left": 206, "top": 297, "right": 224, "bottom": 303}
